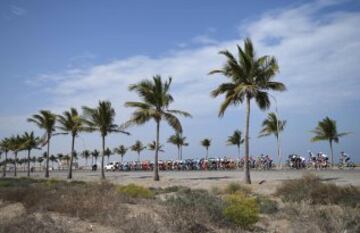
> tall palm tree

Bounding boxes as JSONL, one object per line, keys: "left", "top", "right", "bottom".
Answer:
{"left": 57, "top": 108, "right": 86, "bottom": 179}
{"left": 125, "top": 75, "right": 191, "bottom": 181}
{"left": 8, "top": 135, "right": 25, "bottom": 177}
{"left": 81, "top": 150, "right": 91, "bottom": 167}
{"left": 82, "top": 101, "right": 129, "bottom": 179}
{"left": 167, "top": 133, "right": 189, "bottom": 160}
{"left": 311, "top": 117, "right": 349, "bottom": 167}
{"left": 91, "top": 149, "right": 100, "bottom": 166}
{"left": 258, "top": 112, "right": 286, "bottom": 168}
{"left": 0, "top": 138, "right": 10, "bottom": 177}
{"left": 201, "top": 138, "right": 211, "bottom": 159}
{"left": 209, "top": 38, "right": 286, "bottom": 184}
{"left": 148, "top": 141, "right": 164, "bottom": 152}
{"left": 28, "top": 110, "right": 57, "bottom": 178}
{"left": 131, "top": 140, "right": 146, "bottom": 161}
{"left": 114, "top": 145, "right": 127, "bottom": 162}
{"left": 22, "top": 132, "right": 41, "bottom": 177}
{"left": 227, "top": 130, "right": 244, "bottom": 158}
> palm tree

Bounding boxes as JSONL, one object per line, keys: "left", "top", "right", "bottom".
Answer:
{"left": 209, "top": 38, "right": 286, "bottom": 184}
{"left": 167, "top": 133, "right": 189, "bottom": 160}
{"left": 148, "top": 141, "right": 164, "bottom": 152}
{"left": 131, "top": 140, "right": 146, "bottom": 161}
{"left": 91, "top": 149, "right": 100, "bottom": 166}
{"left": 258, "top": 112, "right": 286, "bottom": 168}
{"left": 0, "top": 138, "right": 10, "bottom": 177}
{"left": 201, "top": 138, "right": 211, "bottom": 159}
{"left": 82, "top": 101, "right": 129, "bottom": 179}
{"left": 104, "top": 147, "right": 112, "bottom": 163}
{"left": 63, "top": 154, "right": 71, "bottom": 167}
{"left": 125, "top": 75, "right": 191, "bottom": 181}
{"left": 22, "top": 132, "right": 41, "bottom": 177}
{"left": 81, "top": 150, "right": 91, "bottom": 167}
{"left": 28, "top": 110, "right": 57, "bottom": 178}
{"left": 57, "top": 108, "right": 86, "bottom": 179}
{"left": 49, "top": 154, "right": 57, "bottom": 169}
{"left": 114, "top": 145, "right": 127, "bottom": 162}
{"left": 8, "top": 135, "right": 25, "bottom": 177}
{"left": 311, "top": 117, "right": 349, "bottom": 167}
{"left": 37, "top": 156, "right": 44, "bottom": 171}
{"left": 227, "top": 130, "right": 244, "bottom": 158}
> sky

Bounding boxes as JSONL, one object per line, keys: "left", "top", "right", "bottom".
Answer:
{"left": 0, "top": 0, "right": 360, "bottom": 163}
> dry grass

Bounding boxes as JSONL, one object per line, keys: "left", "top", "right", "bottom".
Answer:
{"left": 275, "top": 174, "right": 360, "bottom": 207}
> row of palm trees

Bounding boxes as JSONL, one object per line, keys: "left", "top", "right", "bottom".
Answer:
{"left": 0, "top": 38, "right": 350, "bottom": 184}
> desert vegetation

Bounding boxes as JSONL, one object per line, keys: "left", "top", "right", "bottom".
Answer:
{"left": 0, "top": 174, "right": 358, "bottom": 233}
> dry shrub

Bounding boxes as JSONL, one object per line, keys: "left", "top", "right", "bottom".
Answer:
{"left": 164, "top": 189, "right": 227, "bottom": 233}
{"left": 224, "top": 182, "right": 251, "bottom": 195}
{"left": 255, "top": 195, "right": 278, "bottom": 214}
{"left": 275, "top": 174, "right": 360, "bottom": 207}
{"left": 0, "top": 179, "right": 129, "bottom": 227}
{"left": 0, "top": 214, "right": 69, "bottom": 233}
{"left": 282, "top": 202, "right": 360, "bottom": 233}
{"left": 120, "top": 213, "right": 162, "bottom": 233}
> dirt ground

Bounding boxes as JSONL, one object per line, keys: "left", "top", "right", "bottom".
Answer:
{"left": 8, "top": 168, "right": 360, "bottom": 195}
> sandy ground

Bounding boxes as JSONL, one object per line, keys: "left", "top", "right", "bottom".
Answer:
{"left": 8, "top": 168, "right": 360, "bottom": 195}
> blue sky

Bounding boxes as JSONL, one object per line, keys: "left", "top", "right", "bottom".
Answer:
{"left": 1, "top": 0, "right": 360, "bottom": 163}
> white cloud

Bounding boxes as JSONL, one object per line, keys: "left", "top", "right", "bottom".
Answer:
{"left": 10, "top": 5, "right": 26, "bottom": 16}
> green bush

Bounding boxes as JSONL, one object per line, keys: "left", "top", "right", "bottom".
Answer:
{"left": 276, "top": 174, "right": 360, "bottom": 207}
{"left": 223, "top": 194, "right": 259, "bottom": 228}
{"left": 117, "top": 184, "right": 154, "bottom": 199}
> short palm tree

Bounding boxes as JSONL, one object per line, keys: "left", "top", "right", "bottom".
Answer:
{"left": 0, "top": 138, "right": 10, "bottom": 177}
{"left": 82, "top": 101, "right": 129, "bottom": 179}
{"left": 201, "top": 138, "right": 211, "bottom": 159}
{"left": 125, "top": 75, "right": 191, "bottom": 181}
{"left": 167, "top": 133, "right": 189, "bottom": 160}
{"left": 57, "top": 108, "right": 86, "bottom": 179}
{"left": 311, "top": 117, "right": 349, "bottom": 167}
{"left": 148, "top": 141, "right": 164, "bottom": 152}
{"left": 104, "top": 147, "right": 112, "bottom": 163}
{"left": 258, "top": 112, "right": 286, "bottom": 168}
{"left": 81, "top": 150, "right": 91, "bottom": 167}
{"left": 131, "top": 140, "right": 146, "bottom": 161}
{"left": 28, "top": 110, "right": 57, "bottom": 178}
{"left": 226, "top": 130, "right": 244, "bottom": 158}
{"left": 114, "top": 145, "right": 127, "bottom": 162}
{"left": 49, "top": 154, "right": 57, "bottom": 169}
{"left": 91, "top": 149, "right": 100, "bottom": 165}
{"left": 209, "top": 38, "right": 286, "bottom": 184}
{"left": 8, "top": 135, "right": 25, "bottom": 177}
{"left": 22, "top": 132, "right": 41, "bottom": 177}
{"left": 37, "top": 156, "right": 44, "bottom": 171}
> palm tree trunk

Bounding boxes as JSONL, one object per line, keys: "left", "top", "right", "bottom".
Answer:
{"left": 177, "top": 145, "right": 180, "bottom": 160}
{"left": 206, "top": 148, "right": 208, "bottom": 160}
{"left": 276, "top": 135, "right": 281, "bottom": 169}
{"left": 244, "top": 95, "right": 251, "bottom": 184}
{"left": 27, "top": 149, "right": 31, "bottom": 177}
{"left": 101, "top": 135, "right": 106, "bottom": 179}
{"left": 14, "top": 151, "right": 17, "bottom": 177}
{"left": 180, "top": 146, "right": 183, "bottom": 160}
{"left": 3, "top": 151, "right": 7, "bottom": 177}
{"left": 329, "top": 140, "right": 334, "bottom": 168}
{"left": 137, "top": 152, "right": 140, "bottom": 161}
{"left": 154, "top": 120, "right": 160, "bottom": 181}
{"left": 238, "top": 145, "right": 241, "bottom": 159}
{"left": 68, "top": 135, "right": 75, "bottom": 179}
{"left": 45, "top": 134, "right": 50, "bottom": 178}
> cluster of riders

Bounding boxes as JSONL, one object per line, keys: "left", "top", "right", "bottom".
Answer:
{"left": 99, "top": 151, "right": 354, "bottom": 172}
{"left": 287, "top": 151, "right": 354, "bottom": 169}
{"left": 101, "top": 154, "right": 274, "bottom": 172}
